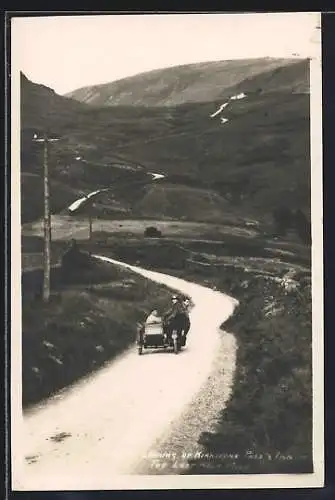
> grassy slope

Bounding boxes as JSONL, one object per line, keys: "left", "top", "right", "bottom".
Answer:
{"left": 86, "top": 235, "right": 312, "bottom": 473}
{"left": 20, "top": 73, "right": 89, "bottom": 133}
{"left": 115, "top": 92, "right": 310, "bottom": 215}
{"left": 21, "top": 59, "right": 310, "bottom": 223}
{"left": 134, "top": 183, "right": 231, "bottom": 221}
{"left": 22, "top": 247, "right": 176, "bottom": 409}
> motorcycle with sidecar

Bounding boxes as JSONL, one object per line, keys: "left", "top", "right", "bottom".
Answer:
{"left": 136, "top": 313, "right": 188, "bottom": 355}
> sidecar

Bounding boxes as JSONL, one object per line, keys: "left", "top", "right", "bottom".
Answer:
{"left": 136, "top": 320, "right": 183, "bottom": 355}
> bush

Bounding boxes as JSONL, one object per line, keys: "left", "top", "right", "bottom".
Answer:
{"left": 294, "top": 209, "right": 311, "bottom": 244}
{"left": 272, "top": 206, "right": 293, "bottom": 236}
{"left": 144, "top": 226, "right": 162, "bottom": 238}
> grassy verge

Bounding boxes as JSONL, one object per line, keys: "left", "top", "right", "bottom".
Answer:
{"left": 87, "top": 237, "right": 312, "bottom": 473}
{"left": 86, "top": 231, "right": 310, "bottom": 267}
{"left": 22, "top": 248, "right": 175, "bottom": 409}
{"left": 183, "top": 267, "right": 312, "bottom": 474}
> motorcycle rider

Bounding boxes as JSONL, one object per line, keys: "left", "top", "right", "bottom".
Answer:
{"left": 182, "top": 297, "right": 191, "bottom": 314}
{"left": 163, "top": 295, "right": 184, "bottom": 341}
{"left": 164, "top": 295, "right": 184, "bottom": 319}
{"left": 181, "top": 297, "right": 191, "bottom": 345}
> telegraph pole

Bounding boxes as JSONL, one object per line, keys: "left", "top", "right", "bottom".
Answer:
{"left": 33, "top": 132, "right": 60, "bottom": 302}
{"left": 89, "top": 208, "right": 93, "bottom": 241}
{"left": 43, "top": 135, "right": 51, "bottom": 302}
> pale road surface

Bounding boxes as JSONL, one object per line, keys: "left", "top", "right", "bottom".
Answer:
{"left": 15, "top": 255, "right": 238, "bottom": 491}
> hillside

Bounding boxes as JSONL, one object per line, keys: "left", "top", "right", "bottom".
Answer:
{"left": 21, "top": 73, "right": 89, "bottom": 134}
{"left": 65, "top": 58, "right": 307, "bottom": 107}
{"left": 20, "top": 58, "right": 310, "bottom": 224}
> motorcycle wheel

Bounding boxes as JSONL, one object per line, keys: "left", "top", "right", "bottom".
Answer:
{"left": 173, "top": 337, "right": 179, "bottom": 354}
{"left": 138, "top": 346, "right": 143, "bottom": 355}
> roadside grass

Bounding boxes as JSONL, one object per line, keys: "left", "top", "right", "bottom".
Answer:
{"left": 184, "top": 267, "right": 312, "bottom": 474}
{"left": 22, "top": 248, "right": 175, "bottom": 409}
{"left": 86, "top": 235, "right": 312, "bottom": 473}
{"left": 21, "top": 228, "right": 310, "bottom": 276}
{"left": 83, "top": 231, "right": 310, "bottom": 271}
{"left": 21, "top": 236, "right": 68, "bottom": 272}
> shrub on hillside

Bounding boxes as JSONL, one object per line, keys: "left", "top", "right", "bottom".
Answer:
{"left": 294, "top": 209, "right": 311, "bottom": 244}
{"left": 272, "top": 206, "right": 294, "bottom": 236}
{"left": 144, "top": 226, "right": 162, "bottom": 238}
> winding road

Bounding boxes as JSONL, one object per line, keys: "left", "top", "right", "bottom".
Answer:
{"left": 15, "top": 256, "right": 237, "bottom": 491}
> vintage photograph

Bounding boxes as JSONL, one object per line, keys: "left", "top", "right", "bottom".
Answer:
{"left": 11, "top": 12, "right": 323, "bottom": 490}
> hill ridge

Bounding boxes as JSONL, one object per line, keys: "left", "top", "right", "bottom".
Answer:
{"left": 20, "top": 58, "right": 310, "bottom": 223}
{"left": 64, "top": 57, "right": 299, "bottom": 95}
{"left": 65, "top": 58, "right": 307, "bottom": 107}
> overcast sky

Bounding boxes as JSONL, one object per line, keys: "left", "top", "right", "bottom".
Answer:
{"left": 12, "top": 12, "right": 320, "bottom": 95}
